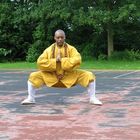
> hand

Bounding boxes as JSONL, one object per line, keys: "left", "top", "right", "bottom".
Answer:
{"left": 57, "top": 74, "right": 64, "bottom": 80}
{"left": 56, "top": 49, "right": 61, "bottom": 62}
{"left": 56, "top": 53, "right": 61, "bottom": 62}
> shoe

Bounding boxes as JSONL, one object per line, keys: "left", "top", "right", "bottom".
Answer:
{"left": 21, "top": 98, "right": 35, "bottom": 105}
{"left": 89, "top": 97, "right": 102, "bottom": 105}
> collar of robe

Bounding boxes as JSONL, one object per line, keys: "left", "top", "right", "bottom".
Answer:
{"left": 52, "top": 43, "right": 68, "bottom": 58}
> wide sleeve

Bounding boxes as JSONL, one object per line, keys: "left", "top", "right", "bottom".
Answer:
{"left": 61, "top": 47, "right": 81, "bottom": 71}
{"left": 37, "top": 49, "right": 56, "bottom": 71}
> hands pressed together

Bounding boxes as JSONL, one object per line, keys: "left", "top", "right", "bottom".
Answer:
{"left": 56, "top": 48, "right": 61, "bottom": 62}
{"left": 56, "top": 48, "right": 64, "bottom": 80}
{"left": 56, "top": 53, "right": 61, "bottom": 62}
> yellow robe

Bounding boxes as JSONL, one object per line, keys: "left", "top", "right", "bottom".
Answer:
{"left": 29, "top": 43, "right": 95, "bottom": 88}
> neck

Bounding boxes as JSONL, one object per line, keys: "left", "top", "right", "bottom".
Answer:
{"left": 57, "top": 45, "right": 63, "bottom": 48}
{"left": 56, "top": 43, "right": 65, "bottom": 48}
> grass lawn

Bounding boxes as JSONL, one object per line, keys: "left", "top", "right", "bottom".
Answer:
{"left": 0, "top": 60, "right": 140, "bottom": 70}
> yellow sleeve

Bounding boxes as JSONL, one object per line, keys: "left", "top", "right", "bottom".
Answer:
{"left": 37, "top": 49, "right": 56, "bottom": 71}
{"left": 61, "top": 47, "right": 81, "bottom": 71}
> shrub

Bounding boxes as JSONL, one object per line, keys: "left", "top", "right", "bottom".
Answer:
{"left": 26, "top": 40, "right": 43, "bottom": 62}
{"left": 109, "top": 51, "right": 129, "bottom": 60}
{"left": 126, "top": 49, "right": 140, "bottom": 60}
{"left": 109, "top": 49, "right": 140, "bottom": 61}
{"left": 98, "top": 54, "right": 107, "bottom": 60}
{"left": 0, "top": 48, "right": 11, "bottom": 56}
{"left": 0, "top": 48, "right": 12, "bottom": 62}
{"left": 80, "top": 44, "right": 92, "bottom": 60}
{"left": 80, "top": 43, "right": 99, "bottom": 60}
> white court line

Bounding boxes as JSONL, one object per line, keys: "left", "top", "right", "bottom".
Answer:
{"left": 113, "top": 71, "right": 138, "bottom": 78}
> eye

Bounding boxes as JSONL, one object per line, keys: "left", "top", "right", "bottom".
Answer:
{"left": 56, "top": 36, "right": 64, "bottom": 39}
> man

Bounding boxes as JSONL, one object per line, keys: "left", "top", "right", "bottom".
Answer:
{"left": 21, "top": 29, "right": 102, "bottom": 105}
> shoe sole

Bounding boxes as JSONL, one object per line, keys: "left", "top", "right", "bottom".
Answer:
{"left": 89, "top": 102, "right": 102, "bottom": 105}
{"left": 21, "top": 102, "right": 35, "bottom": 105}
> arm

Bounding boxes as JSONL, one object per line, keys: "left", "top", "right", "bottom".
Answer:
{"left": 61, "top": 47, "right": 81, "bottom": 71}
{"left": 37, "top": 49, "right": 56, "bottom": 71}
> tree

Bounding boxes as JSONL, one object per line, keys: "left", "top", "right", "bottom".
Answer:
{"left": 0, "top": 0, "right": 139, "bottom": 61}
{"left": 71, "top": 0, "right": 140, "bottom": 57}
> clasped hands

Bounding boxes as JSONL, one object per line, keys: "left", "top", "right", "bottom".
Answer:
{"left": 56, "top": 53, "right": 61, "bottom": 62}
{"left": 56, "top": 48, "right": 61, "bottom": 62}
{"left": 56, "top": 50, "right": 63, "bottom": 80}
{"left": 56, "top": 74, "right": 64, "bottom": 81}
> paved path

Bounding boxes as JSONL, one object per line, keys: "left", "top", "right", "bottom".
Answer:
{"left": 0, "top": 70, "right": 140, "bottom": 140}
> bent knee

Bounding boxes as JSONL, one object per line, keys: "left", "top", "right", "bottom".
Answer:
{"left": 85, "top": 71, "right": 96, "bottom": 79}
{"left": 28, "top": 71, "right": 44, "bottom": 88}
{"left": 29, "top": 72, "right": 38, "bottom": 78}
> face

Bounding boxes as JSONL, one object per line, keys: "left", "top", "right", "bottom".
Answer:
{"left": 54, "top": 32, "right": 65, "bottom": 46}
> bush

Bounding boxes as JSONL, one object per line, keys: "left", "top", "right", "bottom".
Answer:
{"left": 0, "top": 48, "right": 12, "bottom": 62}
{"left": 0, "top": 48, "right": 11, "bottom": 56}
{"left": 126, "top": 49, "right": 140, "bottom": 60}
{"left": 26, "top": 40, "right": 43, "bottom": 62}
{"left": 109, "top": 51, "right": 129, "bottom": 60}
{"left": 109, "top": 49, "right": 140, "bottom": 61}
{"left": 80, "top": 43, "right": 98, "bottom": 60}
{"left": 98, "top": 54, "right": 107, "bottom": 60}
{"left": 80, "top": 43, "right": 92, "bottom": 60}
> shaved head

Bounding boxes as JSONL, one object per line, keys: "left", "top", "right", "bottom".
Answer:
{"left": 54, "top": 29, "right": 66, "bottom": 46}
{"left": 54, "top": 29, "right": 65, "bottom": 37}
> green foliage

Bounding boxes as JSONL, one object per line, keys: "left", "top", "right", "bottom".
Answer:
{"left": 26, "top": 40, "right": 44, "bottom": 62}
{"left": 0, "top": 48, "right": 12, "bottom": 62}
{"left": 0, "top": 48, "right": 11, "bottom": 56}
{"left": 109, "top": 50, "right": 140, "bottom": 61}
{"left": 109, "top": 51, "right": 129, "bottom": 60}
{"left": 79, "top": 43, "right": 96, "bottom": 60}
{"left": 126, "top": 49, "right": 140, "bottom": 60}
{"left": 98, "top": 54, "right": 107, "bottom": 60}
{"left": 0, "top": 0, "right": 140, "bottom": 61}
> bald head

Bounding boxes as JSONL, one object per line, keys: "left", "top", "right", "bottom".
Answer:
{"left": 55, "top": 29, "right": 65, "bottom": 37}
{"left": 54, "top": 29, "right": 66, "bottom": 46}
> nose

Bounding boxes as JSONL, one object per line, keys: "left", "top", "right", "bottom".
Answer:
{"left": 58, "top": 38, "right": 62, "bottom": 41}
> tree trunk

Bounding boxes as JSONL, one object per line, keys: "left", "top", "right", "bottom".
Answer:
{"left": 107, "top": 23, "right": 114, "bottom": 57}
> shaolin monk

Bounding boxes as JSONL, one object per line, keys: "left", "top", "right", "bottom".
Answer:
{"left": 21, "top": 29, "right": 102, "bottom": 105}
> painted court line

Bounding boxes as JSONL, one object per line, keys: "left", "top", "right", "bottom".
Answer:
{"left": 113, "top": 71, "right": 137, "bottom": 78}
